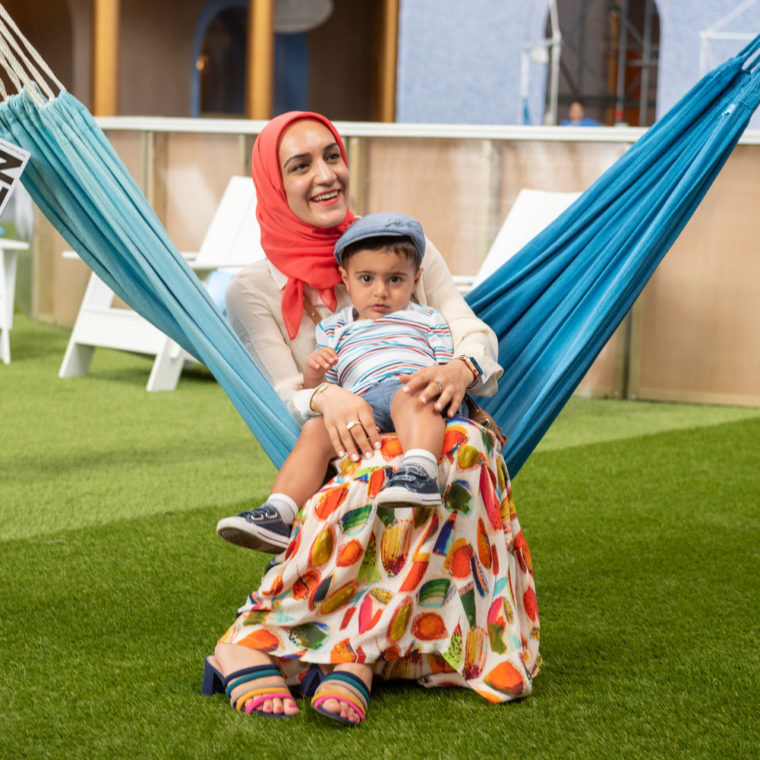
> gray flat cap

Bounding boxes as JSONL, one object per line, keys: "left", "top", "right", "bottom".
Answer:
{"left": 334, "top": 212, "right": 426, "bottom": 266}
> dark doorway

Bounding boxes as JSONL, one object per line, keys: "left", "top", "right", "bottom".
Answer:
{"left": 547, "top": 0, "right": 660, "bottom": 126}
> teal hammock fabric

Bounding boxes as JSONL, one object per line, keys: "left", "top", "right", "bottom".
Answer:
{"left": 0, "top": 90, "right": 301, "bottom": 466}
{"left": 1, "top": 36, "right": 758, "bottom": 476}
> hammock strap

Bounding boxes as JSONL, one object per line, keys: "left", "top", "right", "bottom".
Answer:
{"left": 0, "top": 4, "right": 64, "bottom": 100}
{"left": 0, "top": 41, "right": 24, "bottom": 98}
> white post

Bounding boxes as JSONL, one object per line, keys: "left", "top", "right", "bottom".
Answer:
{"left": 546, "top": 0, "right": 562, "bottom": 126}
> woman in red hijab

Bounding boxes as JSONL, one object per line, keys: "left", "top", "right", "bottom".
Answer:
{"left": 205, "top": 112, "right": 540, "bottom": 725}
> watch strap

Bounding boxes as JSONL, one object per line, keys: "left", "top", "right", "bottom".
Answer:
{"left": 454, "top": 355, "right": 482, "bottom": 387}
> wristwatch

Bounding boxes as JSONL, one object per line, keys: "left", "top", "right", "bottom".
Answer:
{"left": 454, "top": 355, "right": 483, "bottom": 387}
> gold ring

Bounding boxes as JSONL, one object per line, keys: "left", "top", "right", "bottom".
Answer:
{"left": 346, "top": 420, "right": 361, "bottom": 431}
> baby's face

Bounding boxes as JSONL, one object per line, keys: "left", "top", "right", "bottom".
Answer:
{"left": 340, "top": 247, "right": 421, "bottom": 320}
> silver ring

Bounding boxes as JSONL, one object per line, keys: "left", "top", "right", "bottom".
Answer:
{"left": 346, "top": 420, "right": 361, "bottom": 431}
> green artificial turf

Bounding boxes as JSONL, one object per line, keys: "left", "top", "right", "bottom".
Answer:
{"left": 2, "top": 314, "right": 759, "bottom": 759}
{"left": 1, "top": 316, "right": 277, "bottom": 541}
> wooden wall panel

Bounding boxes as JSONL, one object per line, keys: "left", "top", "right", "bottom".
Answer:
{"left": 575, "top": 327, "right": 626, "bottom": 397}
{"left": 630, "top": 146, "right": 760, "bottom": 406}
{"left": 31, "top": 217, "right": 69, "bottom": 324}
{"left": 109, "top": 132, "right": 147, "bottom": 184}
{"left": 30, "top": 125, "right": 760, "bottom": 408}
{"left": 496, "top": 140, "right": 627, "bottom": 205}
{"left": 361, "top": 138, "right": 629, "bottom": 275}
{"left": 496, "top": 141, "right": 632, "bottom": 398}
{"left": 163, "top": 133, "right": 248, "bottom": 251}
{"left": 363, "top": 138, "right": 497, "bottom": 276}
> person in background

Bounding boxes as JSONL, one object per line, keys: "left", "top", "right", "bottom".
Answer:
{"left": 561, "top": 99, "right": 602, "bottom": 126}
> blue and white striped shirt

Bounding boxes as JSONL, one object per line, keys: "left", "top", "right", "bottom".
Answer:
{"left": 315, "top": 303, "right": 454, "bottom": 396}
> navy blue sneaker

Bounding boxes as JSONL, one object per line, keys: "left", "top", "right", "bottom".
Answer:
{"left": 216, "top": 503, "right": 292, "bottom": 553}
{"left": 374, "top": 464, "right": 441, "bottom": 509}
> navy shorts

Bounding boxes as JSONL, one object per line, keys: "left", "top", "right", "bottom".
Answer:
{"left": 360, "top": 377, "right": 468, "bottom": 433}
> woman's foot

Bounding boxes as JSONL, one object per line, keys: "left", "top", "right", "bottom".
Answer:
{"left": 311, "top": 663, "right": 372, "bottom": 725}
{"left": 214, "top": 642, "right": 299, "bottom": 717}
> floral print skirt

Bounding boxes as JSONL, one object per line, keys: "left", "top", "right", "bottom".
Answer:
{"left": 219, "top": 418, "right": 540, "bottom": 703}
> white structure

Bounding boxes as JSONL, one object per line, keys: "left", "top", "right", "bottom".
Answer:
{"left": 699, "top": 0, "right": 759, "bottom": 74}
{"left": 0, "top": 238, "right": 30, "bottom": 364}
{"left": 59, "top": 176, "right": 263, "bottom": 390}
{"left": 454, "top": 189, "right": 580, "bottom": 294}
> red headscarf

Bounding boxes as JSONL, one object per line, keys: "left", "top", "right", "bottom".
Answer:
{"left": 251, "top": 111, "right": 357, "bottom": 339}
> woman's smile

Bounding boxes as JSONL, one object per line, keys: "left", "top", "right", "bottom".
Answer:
{"left": 310, "top": 188, "right": 342, "bottom": 205}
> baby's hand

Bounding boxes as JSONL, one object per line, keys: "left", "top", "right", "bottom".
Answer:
{"left": 304, "top": 347, "right": 338, "bottom": 384}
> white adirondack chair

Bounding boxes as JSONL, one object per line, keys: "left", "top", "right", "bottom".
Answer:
{"left": 453, "top": 189, "right": 581, "bottom": 295}
{"left": 59, "top": 176, "right": 263, "bottom": 390}
{"left": 0, "top": 238, "right": 30, "bottom": 364}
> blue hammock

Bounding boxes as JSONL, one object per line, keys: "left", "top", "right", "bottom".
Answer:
{"left": 1, "top": 34, "right": 758, "bottom": 476}
{"left": 470, "top": 35, "right": 760, "bottom": 472}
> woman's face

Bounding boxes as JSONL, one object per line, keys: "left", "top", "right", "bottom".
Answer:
{"left": 278, "top": 119, "right": 350, "bottom": 229}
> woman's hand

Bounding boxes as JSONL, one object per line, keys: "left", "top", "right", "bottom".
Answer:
{"left": 310, "top": 383, "right": 381, "bottom": 461}
{"left": 398, "top": 359, "right": 473, "bottom": 417}
{"left": 303, "top": 347, "right": 337, "bottom": 387}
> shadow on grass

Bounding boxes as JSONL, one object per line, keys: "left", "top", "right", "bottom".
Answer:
{"left": 83, "top": 361, "right": 219, "bottom": 387}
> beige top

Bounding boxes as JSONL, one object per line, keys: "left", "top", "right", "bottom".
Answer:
{"left": 225, "top": 237, "right": 503, "bottom": 425}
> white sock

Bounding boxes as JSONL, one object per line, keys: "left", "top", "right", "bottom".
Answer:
{"left": 267, "top": 492, "right": 298, "bottom": 524}
{"left": 400, "top": 449, "right": 439, "bottom": 480}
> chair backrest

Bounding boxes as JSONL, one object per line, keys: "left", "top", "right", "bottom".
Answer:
{"left": 194, "top": 176, "right": 265, "bottom": 269}
{"left": 473, "top": 189, "right": 581, "bottom": 287}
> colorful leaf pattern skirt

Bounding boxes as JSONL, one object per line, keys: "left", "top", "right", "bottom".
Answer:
{"left": 219, "top": 418, "right": 541, "bottom": 703}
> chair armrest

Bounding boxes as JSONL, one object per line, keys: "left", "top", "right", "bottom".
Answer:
{"left": 187, "top": 260, "right": 252, "bottom": 275}
{"left": 0, "top": 239, "right": 29, "bottom": 251}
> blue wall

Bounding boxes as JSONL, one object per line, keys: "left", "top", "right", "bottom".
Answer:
{"left": 396, "top": 0, "right": 760, "bottom": 128}
{"left": 396, "top": 0, "right": 548, "bottom": 124}
{"left": 657, "top": 0, "right": 760, "bottom": 129}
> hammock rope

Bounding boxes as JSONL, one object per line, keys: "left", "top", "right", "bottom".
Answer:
{"left": 0, "top": 3, "right": 63, "bottom": 100}
{"left": 0, "top": 8, "right": 758, "bottom": 476}
{"left": 0, "top": 41, "right": 24, "bottom": 99}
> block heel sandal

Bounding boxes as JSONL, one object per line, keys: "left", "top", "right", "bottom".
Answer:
{"left": 202, "top": 655, "right": 297, "bottom": 718}
{"left": 310, "top": 670, "right": 370, "bottom": 726}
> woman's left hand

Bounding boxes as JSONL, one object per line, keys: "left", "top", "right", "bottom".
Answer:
{"left": 398, "top": 359, "right": 473, "bottom": 417}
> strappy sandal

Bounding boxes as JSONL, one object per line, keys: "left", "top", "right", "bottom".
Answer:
{"left": 310, "top": 670, "right": 371, "bottom": 726}
{"left": 202, "top": 655, "right": 297, "bottom": 718}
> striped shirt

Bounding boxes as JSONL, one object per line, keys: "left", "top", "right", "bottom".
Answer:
{"left": 316, "top": 303, "right": 454, "bottom": 396}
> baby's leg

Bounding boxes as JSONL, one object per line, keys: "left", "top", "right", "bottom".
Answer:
{"left": 390, "top": 386, "right": 446, "bottom": 456}
{"left": 216, "top": 418, "right": 335, "bottom": 552}
{"left": 271, "top": 417, "right": 335, "bottom": 507}
{"left": 374, "top": 389, "right": 445, "bottom": 508}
